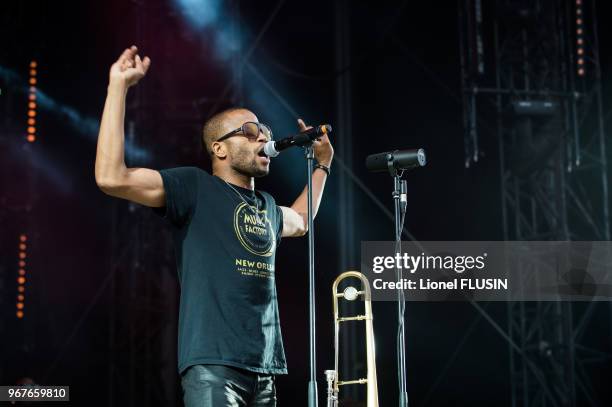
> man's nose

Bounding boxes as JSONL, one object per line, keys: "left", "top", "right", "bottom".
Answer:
{"left": 256, "top": 131, "right": 267, "bottom": 143}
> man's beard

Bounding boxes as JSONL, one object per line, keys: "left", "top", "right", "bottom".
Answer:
{"left": 230, "top": 147, "right": 269, "bottom": 178}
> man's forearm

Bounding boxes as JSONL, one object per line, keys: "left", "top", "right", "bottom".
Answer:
{"left": 290, "top": 169, "right": 328, "bottom": 221}
{"left": 95, "top": 81, "right": 129, "bottom": 187}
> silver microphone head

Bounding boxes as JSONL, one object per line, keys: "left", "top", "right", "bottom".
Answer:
{"left": 263, "top": 140, "right": 280, "bottom": 157}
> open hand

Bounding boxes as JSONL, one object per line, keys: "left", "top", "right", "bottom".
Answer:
{"left": 109, "top": 45, "right": 151, "bottom": 88}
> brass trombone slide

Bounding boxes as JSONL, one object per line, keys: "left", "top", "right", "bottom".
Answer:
{"left": 325, "top": 271, "right": 379, "bottom": 407}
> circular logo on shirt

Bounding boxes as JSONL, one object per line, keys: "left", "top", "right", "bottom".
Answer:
{"left": 233, "top": 202, "right": 276, "bottom": 257}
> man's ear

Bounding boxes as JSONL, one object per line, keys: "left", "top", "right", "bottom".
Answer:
{"left": 211, "top": 141, "right": 228, "bottom": 159}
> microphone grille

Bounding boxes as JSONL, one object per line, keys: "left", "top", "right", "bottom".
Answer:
{"left": 263, "top": 140, "right": 279, "bottom": 157}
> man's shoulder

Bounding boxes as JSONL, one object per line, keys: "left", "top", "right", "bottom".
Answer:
{"left": 159, "top": 166, "right": 210, "bottom": 179}
{"left": 158, "top": 167, "right": 218, "bottom": 194}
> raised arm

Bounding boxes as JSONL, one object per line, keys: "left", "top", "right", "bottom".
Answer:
{"left": 281, "top": 119, "right": 334, "bottom": 237}
{"left": 95, "top": 45, "right": 164, "bottom": 207}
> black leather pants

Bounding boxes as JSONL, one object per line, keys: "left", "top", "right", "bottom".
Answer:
{"left": 181, "top": 365, "right": 276, "bottom": 407}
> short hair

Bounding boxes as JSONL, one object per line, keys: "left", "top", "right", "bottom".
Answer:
{"left": 202, "top": 107, "right": 248, "bottom": 156}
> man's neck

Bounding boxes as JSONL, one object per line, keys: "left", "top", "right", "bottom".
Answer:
{"left": 213, "top": 168, "right": 254, "bottom": 190}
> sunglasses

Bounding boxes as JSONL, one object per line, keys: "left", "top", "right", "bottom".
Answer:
{"left": 216, "top": 122, "right": 273, "bottom": 143}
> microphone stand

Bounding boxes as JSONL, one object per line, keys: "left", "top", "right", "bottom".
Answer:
{"left": 268, "top": 128, "right": 331, "bottom": 407}
{"left": 305, "top": 144, "right": 318, "bottom": 407}
{"left": 389, "top": 162, "right": 409, "bottom": 407}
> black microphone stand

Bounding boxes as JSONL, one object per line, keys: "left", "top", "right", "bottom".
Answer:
{"left": 388, "top": 161, "right": 409, "bottom": 407}
{"left": 271, "top": 125, "right": 330, "bottom": 407}
{"left": 305, "top": 144, "right": 318, "bottom": 407}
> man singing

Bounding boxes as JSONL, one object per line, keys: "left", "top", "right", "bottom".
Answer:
{"left": 95, "top": 46, "right": 333, "bottom": 406}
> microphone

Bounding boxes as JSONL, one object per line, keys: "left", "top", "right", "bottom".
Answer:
{"left": 263, "top": 124, "right": 332, "bottom": 157}
{"left": 365, "top": 148, "right": 426, "bottom": 173}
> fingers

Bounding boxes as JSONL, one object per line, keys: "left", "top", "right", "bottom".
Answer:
{"left": 134, "top": 54, "right": 152, "bottom": 75}
{"left": 297, "top": 118, "right": 307, "bottom": 130}
{"left": 123, "top": 59, "right": 134, "bottom": 70}
{"left": 297, "top": 118, "right": 331, "bottom": 147}
{"left": 297, "top": 117, "right": 332, "bottom": 149}
{"left": 115, "top": 45, "right": 151, "bottom": 77}
{"left": 118, "top": 45, "right": 138, "bottom": 64}
{"left": 312, "top": 134, "right": 330, "bottom": 148}
{"left": 318, "top": 132, "right": 330, "bottom": 144}
{"left": 117, "top": 48, "right": 131, "bottom": 64}
{"left": 142, "top": 56, "right": 151, "bottom": 74}
{"left": 297, "top": 118, "right": 312, "bottom": 132}
{"left": 135, "top": 54, "right": 143, "bottom": 71}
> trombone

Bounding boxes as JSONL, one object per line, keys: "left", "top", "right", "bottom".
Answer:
{"left": 325, "top": 271, "right": 379, "bottom": 407}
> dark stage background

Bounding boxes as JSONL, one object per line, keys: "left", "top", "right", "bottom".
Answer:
{"left": 1, "top": 0, "right": 612, "bottom": 406}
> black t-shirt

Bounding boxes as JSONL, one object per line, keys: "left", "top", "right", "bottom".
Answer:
{"left": 154, "top": 167, "right": 287, "bottom": 375}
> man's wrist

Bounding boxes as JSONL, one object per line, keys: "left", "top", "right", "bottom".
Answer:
{"left": 317, "top": 158, "right": 333, "bottom": 168}
{"left": 108, "top": 79, "right": 128, "bottom": 94}
{"left": 314, "top": 163, "right": 331, "bottom": 176}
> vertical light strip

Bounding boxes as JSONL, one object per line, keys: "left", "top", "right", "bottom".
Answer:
{"left": 16, "top": 234, "right": 27, "bottom": 319}
{"left": 27, "top": 61, "right": 38, "bottom": 142}
{"left": 576, "top": 0, "right": 585, "bottom": 77}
